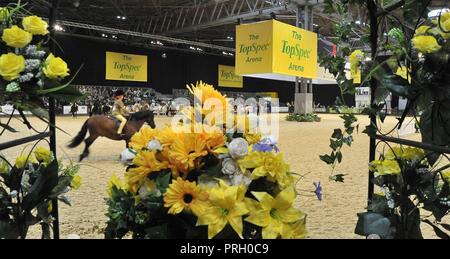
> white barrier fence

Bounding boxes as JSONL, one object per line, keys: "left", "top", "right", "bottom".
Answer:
{"left": 63, "top": 106, "right": 88, "bottom": 115}
{"left": 0, "top": 104, "right": 31, "bottom": 115}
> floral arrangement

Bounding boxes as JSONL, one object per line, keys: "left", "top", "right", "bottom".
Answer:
{"left": 0, "top": 147, "right": 81, "bottom": 239}
{"left": 355, "top": 146, "right": 450, "bottom": 239}
{"left": 105, "top": 82, "right": 309, "bottom": 239}
{"left": 0, "top": 2, "right": 82, "bottom": 129}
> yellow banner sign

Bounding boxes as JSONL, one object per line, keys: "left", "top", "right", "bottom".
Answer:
{"left": 106, "top": 51, "right": 148, "bottom": 82}
{"left": 236, "top": 20, "right": 318, "bottom": 79}
{"left": 218, "top": 65, "right": 243, "bottom": 88}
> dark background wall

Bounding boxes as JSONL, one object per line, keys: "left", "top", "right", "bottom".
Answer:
{"left": 56, "top": 34, "right": 354, "bottom": 105}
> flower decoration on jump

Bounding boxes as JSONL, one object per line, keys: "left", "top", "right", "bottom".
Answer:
{"left": 0, "top": 2, "right": 83, "bottom": 132}
{"left": 105, "top": 82, "right": 312, "bottom": 239}
{"left": 0, "top": 147, "right": 82, "bottom": 239}
{"left": 356, "top": 146, "right": 450, "bottom": 239}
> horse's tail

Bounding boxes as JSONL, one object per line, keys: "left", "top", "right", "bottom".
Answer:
{"left": 68, "top": 120, "right": 89, "bottom": 148}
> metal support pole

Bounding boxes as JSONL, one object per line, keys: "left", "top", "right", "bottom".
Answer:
{"left": 367, "top": 0, "right": 378, "bottom": 206}
{"left": 294, "top": 5, "right": 301, "bottom": 94}
{"left": 49, "top": 0, "right": 60, "bottom": 239}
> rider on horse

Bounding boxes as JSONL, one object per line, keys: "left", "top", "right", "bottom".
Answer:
{"left": 113, "top": 89, "right": 129, "bottom": 137}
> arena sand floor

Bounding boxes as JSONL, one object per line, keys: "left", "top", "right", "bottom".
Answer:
{"left": 1, "top": 114, "right": 446, "bottom": 239}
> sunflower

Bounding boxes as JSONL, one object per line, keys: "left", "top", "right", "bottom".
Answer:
{"left": 187, "top": 81, "right": 228, "bottom": 115}
{"left": 198, "top": 124, "right": 226, "bottom": 152}
{"left": 169, "top": 133, "right": 208, "bottom": 176}
{"left": 126, "top": 150, "right": 169, "bottom": 193}
{"left": 156, "top": 126, "right": 178, "bottom": 147}
{"left": 164, "top": 178, "right": 209, "bottom": 216}
{"left": 129, "top": 126, "right": 159, "bottom": 151}
{"left": 196, "top": 180, "right": 248, "bottom": 239}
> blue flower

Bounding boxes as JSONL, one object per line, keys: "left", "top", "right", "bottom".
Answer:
{"left": 314, "top": 182, "right": 322, "bottom": 201}
{"left": 253, "top": 143, "right": 274, "bottom": 152}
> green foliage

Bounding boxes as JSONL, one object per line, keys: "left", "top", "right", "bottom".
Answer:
{"left": 0, "top": 1, "right": 84, "bottom": 133}
{"left": 286, "top": 113, "right": 321, "bottom": 122}
{"left": 0, "top": 151, "right": 80, "bottom": 239}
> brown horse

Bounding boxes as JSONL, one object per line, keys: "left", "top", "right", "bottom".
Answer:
{"left": 68, "top": 110, "right": 156, "bottom": 161}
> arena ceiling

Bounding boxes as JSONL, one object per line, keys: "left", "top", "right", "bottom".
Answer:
{"left": 2, "top": 0, "right": 449, "bottom": 55}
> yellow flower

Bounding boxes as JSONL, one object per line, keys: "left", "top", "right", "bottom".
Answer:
{"left": 0, "top": 160, "right": 10, "bottom": 174}
{"left": 385, "top": 146, "right": 425, "bottom": 161}
{"left": 126, "top": 150, "right": 169, "bottom": 193}
{"left": 164, "top": 178, "right": 209, "bottom": 216}
{"left": 349, "top": 50, "right": 364, "bottom": 70}
{"left": 187, "top": 81, "right": 227, "bottom": 115}
{"left": 1, "top": 25, "right": 32, "bottom": 48}
{"left": 0, "top": 7, "right": 9, "bottom": 22}
{"left": 441, "top": 171, "right": 450, "bottom": 184}
{"left": 43, "top": 53, "right": 70, "bottom": 79}
{"left": 22, "top": 16, "right": 49, "bottom": 35}
{"left": 168, "top": 133, "right": 208, "bottom": 176}
{"left": 412, "top": 35, "right": 441, "bottom": 54}
{"left": 156, "top": 126, "right": 178, "bottom": 147}
{"left": 15, "top": 154, "right": 35, "bottom": 169}
{"left": 245, "top": 187, "right": 305, "bottom": 239}
{"left": 70, "top": 175, "right": 82, "bottom": 190}
{"left": 239, "top": 151, "right": 292, "bottom": 189}
{"left": 47, "top": 201, "right": 53, "bottom": 213}
{"left": 244, "top": 133, "right": 261, "bottom": 145}
{"left": 0, "top": 53, "right": 25, "bottom": 81}
{"left": 198, "top": 124, "right": 226, "bottom": 152}
{"left": 369, "top": 159, "right": 401, "bottom": 176}
{"left": 415, "top": 25, "right": 430, "bottom": 35}
{"left": 107, "top": 174, "right": 128, "bottom": 197}
{"left": 280, "top": 218, "right": 307, "bottom": 239}
{"left": 34, "top": 146, "right": 53, "bottom": 164}
{"left": 439, "top": 19, "right": 450, "bottom": 38}
{"left": 129, "top": 126, "right": 159, "bottom": 151}
{"left": 196, "top": 180, "right": 248, "bottom": 239}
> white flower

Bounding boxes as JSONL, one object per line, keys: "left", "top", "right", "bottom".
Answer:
{"left": 221, "top": 158, "right": 240, "bottom": 175}
{"left": 6, "top": 82, "right": 20, "bottom": 92}
{"left": 138, "top": 179, "right": 161, "bottom": 200}
{"left": 20, "top": 171, "right": 32, "bottom": 191}
{"left": 10, "top": 190, "right": 18, "bottom": 198}
{"left": 147, "top": 139, "right": 162, "bottom": 152}
{"left": 228, "top": 138, "right": 249, "bottom": 159}
{"left": 19, "top": 73, "right": 34, "bottom": 83}
{"left": 230, "top": 172, "right": 252, "bottom": 187}
{"left": 120, "top": 148, "right": 136, "bottom": 164}
{"left": 25, "top": 59, "right": 41, "bottom": 72}
{"left": 198, "top": 175, "right": 219, "bottom": 189}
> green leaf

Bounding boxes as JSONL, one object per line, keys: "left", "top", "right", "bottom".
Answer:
{"left": 336, "top": 151, "right": 343, "bottom": 163}
{"left": 48, "top": 85, "right": 85, "bottom": 103}
{"left": 332, "top": 128, "right": 343, "bottom": 139}
{"left": 363, "top": 123, "right": 377, "bottom": 137}
{"left": 156, "top": 170, "right": 171, "bottom": 194}
{"left": 22, "top": 159, "right": 59, "bottom": 212}
{"left": 37, "top": 65, "right": 84, "bottom": 94}
{"left": 320, "top": 154, "right": 335, "bottom": 165}
{"left": 0, "top": 122, "right": 17, "bottom": 133}
{"left": 380, "top": 74, "right": 410, "bottom": 97}
{"left": 329, "top": 173, "right": 347, "bottom": 183}
{"left": 355, "top": 212, "right": 393, "bottom": 239}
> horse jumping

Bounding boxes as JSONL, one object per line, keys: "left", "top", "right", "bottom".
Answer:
{"left": 68, "top": 110, "right": 155, "bottom": 161}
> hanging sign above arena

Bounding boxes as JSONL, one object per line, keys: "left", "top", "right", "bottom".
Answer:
{"left": 105, "top": 51, "right": 148, "bottom": 82}
{"left": 236, "top": 20, "right": 317, "bottom": 79}
{"left": 218, "top": 65, "right": 243, "bottom": 88}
